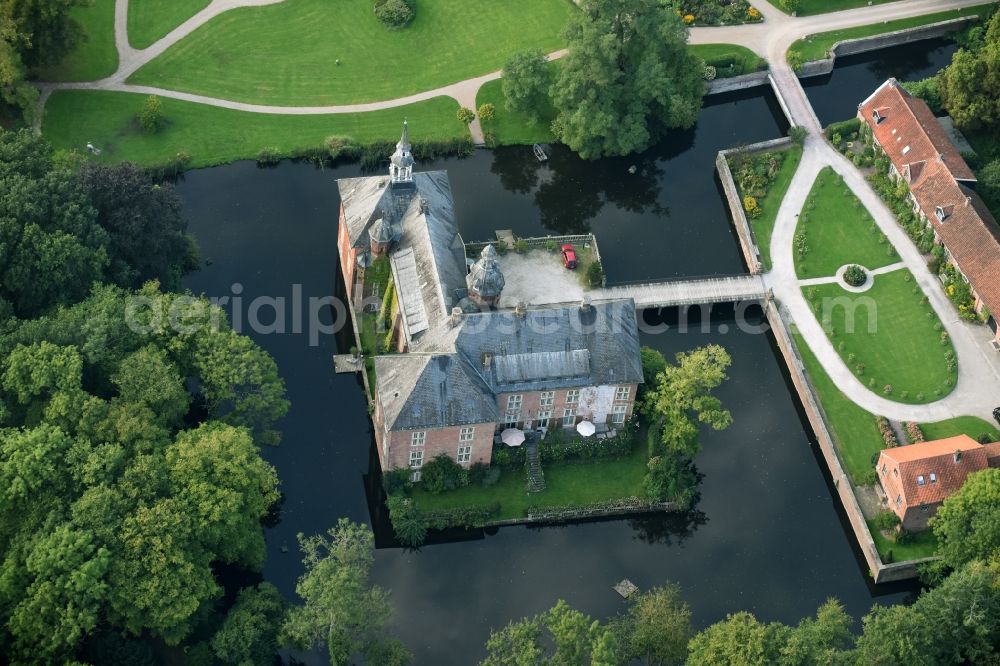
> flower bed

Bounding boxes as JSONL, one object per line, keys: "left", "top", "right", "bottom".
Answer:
{"left": 672, "top": 0, "right": 763, "bottom": 25}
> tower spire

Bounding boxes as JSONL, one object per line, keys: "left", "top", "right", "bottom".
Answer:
{"left": 389, "top": 119, "right": 414, "bottom": 185}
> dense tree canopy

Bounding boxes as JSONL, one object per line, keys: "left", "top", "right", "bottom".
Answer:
{"left": 552, "top": 0, "right": 703, "bottom": 158}
{"left": 501, "top": 49, "right": 551, "bottom": 125}
{"left": 938, "top": 10, "right": 1000, "bottom": 132}
{"left": 931, "top": 467, "right": 1000, "bottom": 570}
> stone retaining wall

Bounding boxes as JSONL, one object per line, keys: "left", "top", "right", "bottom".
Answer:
{"left": 797, "top": 17, "right": 978, "bottom": 80}
{"left": 716, "top": 137, "right": 794, "bottom": 275}
{"left": 485, "top": 501, "right": 675, "bottom": 527}
{"left": 705, "top": 70, "right": 771, "bottom": 95}
{"left": 765, "top": 299, "right": 932, "bottom": 583}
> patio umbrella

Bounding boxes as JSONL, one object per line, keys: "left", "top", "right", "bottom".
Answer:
{"left": 576, "top": 421, "right": 596, "bottom": 437}
{"left": 501, "top": 428, "right": 525, "bottom": 447}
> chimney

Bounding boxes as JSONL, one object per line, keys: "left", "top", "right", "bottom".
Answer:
{"left": 954, "top": 450, "right": 962, "bottom": 463}
{"left": 965, "top": 196, "right": 971, "bottom": 207}
{"left": 450, "top": 306, "right": 463, "bottom": 328}
{"left": 515, "top": 301, "right": 527, "bottom": 318}
{"left": 580, "top": 296, "right": 592, "bottom": 312}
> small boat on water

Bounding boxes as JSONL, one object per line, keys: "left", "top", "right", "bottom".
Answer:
{"left": 533, "top": 143, "right": 548, "bottom": 162}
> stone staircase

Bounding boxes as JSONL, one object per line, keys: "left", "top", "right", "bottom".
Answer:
{"left": 525, "top": 441, "right": 546, "bottom": 493}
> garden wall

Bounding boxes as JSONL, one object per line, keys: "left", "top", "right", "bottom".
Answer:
{"left": 705, "top": 70, "right": 771, "bottom": 96}
{"left": 715, "top": 137, "right": 794, "bottom": 275}
{"left": 765, "top": 299, "right": 932, "bottom": 583}
{"left": 797, "top": 17, "right": 979, "bottom": 79}
{"left": 486, "top": 500, "right": 676, "bottom": 527}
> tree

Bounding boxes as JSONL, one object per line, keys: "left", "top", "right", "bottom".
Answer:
{"left": 938, "top": 11, "right": 1000, "bottom": 132}
{"left": 138, "top": 95, "right": 165, "bottom": 133}
{"left": 643, "top": 344, "right": 733, "bottom": 459}
{"left": 478, "top": 102, "right": 496, "bottom": 122}
{"left": 551, "top": 0, "right": 703, "bottom": 158}
{"left": 687, "top": 612, "right": 790, "bottom": 665}
{"left": 978, "top": 159, "right": 1000, "bottom": 203}
{"left": 931, "top": 467, "right": 1000, "bottom": 570}
{"left": 78, "top": 162, "right": 198, "bottom": 290}
{"left": 457, "top": 106, "right": 476, "bottom": 124}
{"left": 625, "top": 584, "right": 692, "bottom": 665}
{"left": 420, "top": 452, "right": 464, "bottom": 494}
{"left": 481, "top": 599, "right": 613, "bottom": 666}
{"left": 211, "top": 583, "right": 287, "bottom": 666}
{"left": 281, "top": 519, "right": 409, "bottom": 666}
{"left": 501, "top": 49, "right": 551, "bottom": 124}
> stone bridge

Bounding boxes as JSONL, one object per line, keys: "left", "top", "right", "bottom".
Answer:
{"left": 591, "top": 274, "right": 769, "bottom": 309}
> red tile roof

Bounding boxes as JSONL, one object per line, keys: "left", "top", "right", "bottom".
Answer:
{"left": 860, "top": 79, "right": 1000, "bottom": 318}
{"left": 878, "top": 435, "right": 989, "bottom": 512}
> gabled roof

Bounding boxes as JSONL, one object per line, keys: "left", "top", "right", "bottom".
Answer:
{"left": 374, "top": 353, "right": 498, "bottom": 431}
{"left": 879, "top": 435, "right": 990, "bottom": 508}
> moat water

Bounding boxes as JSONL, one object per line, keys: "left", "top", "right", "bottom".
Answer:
{"left": 178, "top": 40, "right": 955, "bottom": 664}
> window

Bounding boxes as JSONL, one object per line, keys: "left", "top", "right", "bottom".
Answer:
{"left": 615, "top": 386, "right": 630, "bottom": 401}
{"left": 872, "top": 109, "right": 883, "bottom": 124}
{"left": 457, "top": 445, "right": 472, "bottom": 463}
{"left": 895, "top": 495, "right": 901, "bottom": 506}
{"left": 562, "top": 408, "right": 576, "bottom": 427}
{"left": 537, "top": 411, "right": 551, "bottom": 428}
{"left": 880, "top": 464, "right": 887, "bottom": 475}
{"left": 411, "top": 431, "right": 425, "bottom": 447}
{"left": 612, "top": 404, "right": 627, "bottom": 425}
{"left": 459, "top": 426, "right": 475, "bottom": 442}
{"left": 540, "top": 391, "right": 554, "bottom": 407}
{"left": 565, "top": 389, "right": 580, "bottom": 405}
{"left": 506, "top": 394, "right": 522, "bottom": 411}
{"left": 409, "top": 449, "right": 424, "bottom": 468}
{"left": 410, "top": 470, "right": 421, "bottom": 482}
{"left": 917, "top": 475, "right": 925, "bottom": 486}
{"left": 935, "top": 206, "right": 947, "bottom": 222}
{"left": 920, "top": 504, "right": 929, "bottom": 513}
{"left": 893, "top": 468, "right": 898, "bottom": 476}
{"left": 930, "top": 473, "right": 937, "bottom": 483}
{"left": 503, "top": 412, "right": 519, "bottom": 428}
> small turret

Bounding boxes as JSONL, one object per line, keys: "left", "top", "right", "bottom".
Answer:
{"left": 467, "top": 244, "right": 505, "bottom": 308}
{"left": 368, "top": 217, "right": 395, "bottom": 255}
{"left": 389, "top": 120, "right": 414, "bottom": 186}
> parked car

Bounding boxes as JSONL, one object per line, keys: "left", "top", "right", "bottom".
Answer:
{"left": 561, "top": 244, "right": 577, "bottom": 269}
{"left": 994, "top": 406, "right": 1000, "bottom": 426}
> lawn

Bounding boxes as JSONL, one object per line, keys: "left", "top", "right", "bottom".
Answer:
{"left": 410, "top": 443, "right": 649, "bottom": 521}
{"left": 795, "top": 167, "right": 898, "bottom": 279}
{"left": 730, "top": 145, "right": 802, "bottom": 271}
{"left": 767, "top": 0, "right": 901, "bottom": 17}
{"left": 921, "top": 416, "right": 1000, "bottom": 442}
{"left": 792, "top": 331, "right": 883, "bottom": 484}
{"left": 788, "top": 4, "right": 996, "bottom": 62}
{"left": 128, "top": 0, "right": 575, "bottom": 105}
{"left": 128, "top": 0, "right": 212, "bottom": 49}
{"left": 42, "top": 90, "right": 467, "bottom": 169}
{"left": 866, "top": 519, "right": 938, "bottom": 562}
{"left": 690, "top": 43, "right": 767, "bottom": 78}
{"left": 476, "top": 62, "right": 560, "bottom": 146}
{"left": 807, "top": 270, "right": 957, "bottom": 403}
{"left": 34, "top": 0, "right": 117, "bottom": 82}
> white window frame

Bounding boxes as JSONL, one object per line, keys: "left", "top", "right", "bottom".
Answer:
{"left": 411, "top": 431, "right": 426, "bottom": 447}
{"left": 615, "top": 386, "right": 630, "bottom": 402}
{"left": 930, "top": 473, "right": 937, "bottom": 483}
{"left": 459, "top": 426, "right": 475, "bottom": 442}
{"left": 457, "top": 445, "right": 472, "bottom": 463}
{"left": 565, "top": 389, "right": 580, "bottom": 405}
{"left": 503, "top": 412, "right": 519, "bottom": 428}
{"left": 562, "top": 408, "right": 576, "bottom": 427}
{"left": 612, "top": 404, "right": 627, "bottom": 425}
{"left": 506, "top": 394, "right": 523, "bottom": 411}
{"left": 539, "top": 391, "right": 554, "bottom": 407}
{"left": 537, "top": 410, "right": 551, "bottom": 428}
{"left": 917, "top": 475, "right": 925, "bottom": 486}
{"left": 409, "top": 449, "right": 424, "bottom": 468}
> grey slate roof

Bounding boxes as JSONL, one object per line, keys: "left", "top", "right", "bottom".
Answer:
{"left": 375, "top": 353, "right": 499, "bottom": 431}
{"left": 454, "top": 299, "right": 643, "bottom": 394}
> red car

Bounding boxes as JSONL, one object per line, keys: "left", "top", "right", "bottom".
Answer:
{"left": 561, "top": 244, "right": 578, "bottom": 269}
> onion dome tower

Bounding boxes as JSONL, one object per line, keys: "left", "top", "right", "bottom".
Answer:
{"left": 467, "top": 244, "right": 505, "bottom": 308}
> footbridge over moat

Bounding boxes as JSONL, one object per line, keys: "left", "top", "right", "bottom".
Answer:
{"left": 590, "top": 274, "right": 769, "bottom": 310}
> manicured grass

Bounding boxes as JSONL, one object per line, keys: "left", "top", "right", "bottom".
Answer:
{"left": 866, "top": 519, "right": 938, "bottom": 562}
{"left": 35, "top": 0, "right": 117, "bottom": 82}
{"left": 128, "top": 0, "right": 212, "bottom": 49}
{"left": 920, "top": 416, "right": 1000, "bottom": 443}
{"left": 792, "top": 331, "right": 883, "bottom": 484}
{"left": 476, "top": 62, "right": 560, "bottom": 146}
{"left": 788, "top": 4, "right": 996, "bottom": 62}
{"left": 732, "top": 145, "right": 802, "bottom": 271}
{"left": 807, "top": 270, "right": 957, "bottom": 404}
{"left": 690, "top": 43, "right": 767, "bottom": 78}
{"left": 129, "top": 0, "right": 575, "bottom": 105}
{"left": 42, "top": 90, "right": 467, "bottom": 169}
{"left": 767, "top": 0, "right": 900, "bottom": 18}
{"left": 795, "top": 167, "right": 898, "bottom": 279}
{"left": 411, "top": 443, "right": 649, "bottom": 521}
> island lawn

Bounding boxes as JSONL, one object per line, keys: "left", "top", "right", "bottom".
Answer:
{"left": 730, "top": 145, "right": 803, "bottom": 271}
{"left": 921, "top": 416, "right": 1000, "bottom": 443}
{"left": 35, "top": 0, "right": 117, "bottom": 82}
{"left": 128, "top": 0, "right": 575, "bottom": 106}
{"left": 42, "top": 90, "right": 468, "bottom": 169}
{"left": 866, "top": 518, "right": 938, "bottom": 562}
{"left": 410, "top": 443, "right": 650, "bottom": 522}
{"left": 787, "top": 4, "right": 997, "bottom": 62}
{"left": 807, "top": 271, "right": 957, "bottom": 404}
{"left": 689, "top": 44, "right": 767, "bottom": 78}
{"left": 128, "top": 0, "right": 212, "bottom": 49}
{"left": 795, "top": 167, "right": 898, "bottom": 280}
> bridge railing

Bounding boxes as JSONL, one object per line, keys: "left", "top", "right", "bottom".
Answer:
{"left": 600, "top": 273, "right": 763, "bottom": 290}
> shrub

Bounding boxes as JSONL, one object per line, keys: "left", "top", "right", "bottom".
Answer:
{"left": 843, "top": 264, "right": 867, "bottom": 287}
{"left": 468, "top": 462, "right": 489, "bottom": 486}
{"left": 787, "top": 50, "right": 804, "bottom": 72}
{"left": 514, "top": 238, "right": 528, "bottom": 254}
{"left": 386, "top": 495, "right": 428, "bottom": 546}
{"left": 492, "top": 445, "right": 526, "bottom": 468}
{"left": 742, "top": 195, "right": 762, "bottom": 218}
{"left": 875, "top": 415, "right": 898, "bottom": 448}
{"left": 873, "top": 511, "right": 901, "bottom": 531}
{"left": 545, "top": 240, "right": 558, "bottom": 253}
{"left": 383, "top": 468, "right": 413, "bottom": 495}
{"left": 788, "top": 126, "right": 807, "bottom": 145}
{"left": 256, "top": 146, "right": 281, "bottom": 166}
{"left": 456, "top": 107, "right": 475, "bottom": 125}
{"left": 419, "top": 454, "right": 465, "bottom": 494}
{"left": 825, "top": 118, "right": 861, "bottom": 143}
{"left": 586, "top": 260, "right": 604, "bottom": 287}
{"left": 702, "top": 64, "right": 717, "bottom": 81}
{"left": 883, "top": 384, "right": 893, "bottom": 395}
{"left": 138, "top": 95, "right": 165, "bottom": 133}
{"left": 326, "top": 135, "right": 362, "bottom": 161}
{"left": 906, "top": 422, "right": 925, "bottom": 443}
{"left": 477, "top": 103, "right": 496, "bottom": 122}
{"left": 374, "top": 0, "right": 414, "bottom": 29}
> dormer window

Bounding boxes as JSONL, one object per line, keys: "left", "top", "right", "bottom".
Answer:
{"left": 930, "top": 473, "right": 937, "bottom": 483}
{"left": 935, "top": 206, "right": 947, "bottom": 222}
{"left": 917, "top": 475, "right": 925, "bottom": 486}
{"left": 873, "top": 109, "right": 884, "bottom": 124}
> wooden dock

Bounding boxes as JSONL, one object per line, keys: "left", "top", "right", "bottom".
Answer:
{"left": 494, "top": 229, "right": 516, "bottom": 249}
{"left": 613, "top": 579, "right": 639, "bottom": 599}
{"left": 333, "top": 354, "right": 363, "bottom": 374}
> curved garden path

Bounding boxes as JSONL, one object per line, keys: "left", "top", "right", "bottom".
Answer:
{"left": 35, "top": 0, "right": 1000, "bottom": 422}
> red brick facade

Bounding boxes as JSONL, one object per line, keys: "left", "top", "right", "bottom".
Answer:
{"left": 337, "top": 205, "right": 358, "bottom": 299}
{"left": 494, "top": 384, "right": 639, "bottom": 431}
